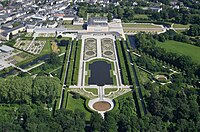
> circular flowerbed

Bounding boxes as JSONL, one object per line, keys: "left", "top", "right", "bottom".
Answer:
{"left": 155, "top": 75, "right": 167, "bottom": 81}
{"left": 154, "top": 72, "right": 170, "bottom": 83}
{"left": 93, "top": 101, "right": 111, "bottom": 111}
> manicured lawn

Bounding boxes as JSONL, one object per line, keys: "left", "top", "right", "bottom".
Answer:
{"left": 122, "top": 23, "right": 161, "bottom": 28}
{"left": 173, "top": 24, "right": 190, "bottom": 28}
{"left": 156, "top": 40, "right": 200, "bottom": 64}
{"left": 67, "top": 93, "right": 91, "bottom": 120}
{"left": 124, "top": 29, "right": 163, "bottom": 33}
{"left": 133, "top": 14, "right": 149, "bottom": 19}
{"left": 85, "top": 88, "right": 98, "bottom": 95}
{"left": 63, "top": 20, "right": 72, "bottom": 25}
{"left": 104, "top": 88, "right": 118, "bottom": 95}
{"left": 40, "top": 40, "right": 51, "bottom": 55}
{"left": 65, "top": 25, "right": 83, "bottom": 29}
{"left": 51, "top": 67, "right": 62, "bottom": 79}
{"left": 12, "top": 52, "right": 32, "bottom": 62}
{"left": 138, "top": 69, "right": 152, "bottom": 85}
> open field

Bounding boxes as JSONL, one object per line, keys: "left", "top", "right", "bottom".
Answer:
{"left": 156, "top": 40, "right": 200, "bottom": 64}
{"left": 173, "top": 24, "right": 190, "bottom": 28}
{"left": 66, "top": 93, "right": 91, "bottom": 120}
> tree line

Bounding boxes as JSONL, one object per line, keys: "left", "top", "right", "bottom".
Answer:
{"left": 134, "top": 32, "right": 200, "bottom": 83}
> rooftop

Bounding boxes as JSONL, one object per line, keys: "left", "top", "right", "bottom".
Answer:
{"left": 0, "top": 45, "right": 14, "bottom": 52}
{"left": 88, "top": 17, "right": 108, "bottom": 26}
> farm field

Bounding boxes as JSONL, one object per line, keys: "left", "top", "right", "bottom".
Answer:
{"left": 156, "top": 40, "right": 200, "bottom": 64}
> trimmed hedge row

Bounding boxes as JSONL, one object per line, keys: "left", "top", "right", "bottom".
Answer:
{"left": 60, "top": 39, "right": 72, "bottom": 82}
{"left": 116, "top": 40, "right": 129, "bottom": 85}
{"left": 72, "top": 40, "right": 82, "bottom": 85}
{"left": 121, "top": 39, "right": 135, "bottom": 85}
{"left": 66, "top": 40, "right": 77, "bottom": 86}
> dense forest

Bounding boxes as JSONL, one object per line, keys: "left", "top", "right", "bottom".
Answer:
{"left": 0, "top": 76, "right": 61, "bottom": 106}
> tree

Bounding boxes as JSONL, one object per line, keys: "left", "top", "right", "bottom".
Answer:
{"left": 90, "top": 112, "right": 103, "bottom": 131}
{"left": 9, "top": 33, "right": 13, "bottom": 40}
{"left": 107, "top": 13, "right": 112, "bottom": 22}
{"left": 103, "top": 113, "right": 118, "bottom": 132}
{"left": 73, "top": 93, "right": 80, "bottom": 99}
{"left": 187, "top": 24, "right": 200, "bottom": 36}
{"left": 117, "top": 7, "right": 124, "bottom": 19}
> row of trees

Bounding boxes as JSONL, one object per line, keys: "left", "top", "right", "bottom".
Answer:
{"left": 135, "top": 55, "right": 169, "bottom": 73}
{"left": 116, "top": 40, "right": 129, "bottom": 85}
{"left": 135, "top": 33, "right": 200, "bottom": 79}
{"left": 0, "top": 76, "right": 61, "bottom": 105}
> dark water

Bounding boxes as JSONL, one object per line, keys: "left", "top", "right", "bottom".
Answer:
{"left": 0, "top": 69, "right": 18, "bottom": 78}
{"left": 0, "top": 54, "right": 50, "bottom": 78}
{"left": 88, "top": 61, "right": 113, "bottom": 86}
{"left": 57, "top": 40, "right": 69, "bottom": 47}
{"left": 127, "top": 35, "right": 136, "bottom": 49}
{"left": 19, "top": 54, "right": 49, "bottom": 69}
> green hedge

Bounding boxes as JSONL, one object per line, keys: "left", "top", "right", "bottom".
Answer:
{"left": 61, "top": 40, "right": 72, "bottom": 82}
{"left": 121, "top": 39, "right": 135, "bottom": 85}
{"left": 116, "top": 40, "right": 129, "bottom": 85}
{"left": 72, "top": 40, "right": 82, "bottom": 85}
{"left": 66, "top": 40, "right": 77, "bottom": 86}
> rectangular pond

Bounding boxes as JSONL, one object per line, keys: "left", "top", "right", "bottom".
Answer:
{"left": 88, "top": 61, "right": 113, "bottom": 86}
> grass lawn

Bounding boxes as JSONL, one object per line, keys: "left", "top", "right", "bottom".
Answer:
{"left": 138, "top": 69, "right": 152, "bottom": 85}
{"left": 156, "top": 40, "right": 200, "bottom": 64}
{"left": 51, "top": 67, "right": 62, "bottom": 79}
{"left": 122, "top": 23, "right": 161, "bottom": 28}
{"left": 105, "top": 88, "right": 118, "bottom": 95}
{"left": 12, "top": 52, "right": 32, "bottom": 62}
{"left": 65, "top": 25, "right": 83, "bottom": 29}
{"left": 85, "top": 88, "right": 98, "bottom": 95}
{"left": 59, "top": 46, "right": 66, "bottom": 53}
{"left": 124, "top": 29, "right": 163, "bottom": 33}
{"left": 40, "top": 40, "right": 52, "bottom": 55}
{"left": 173, "top": 24, "right": 190, "bottom": 28}
{"left": 67, "top": 93, "right": 91, "bottom": 121}
{"left": 134, "top": 14, "right": 149, "bottom": 19}
{"left": 63, "top": 20, "right": 72, "bottom": 25}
